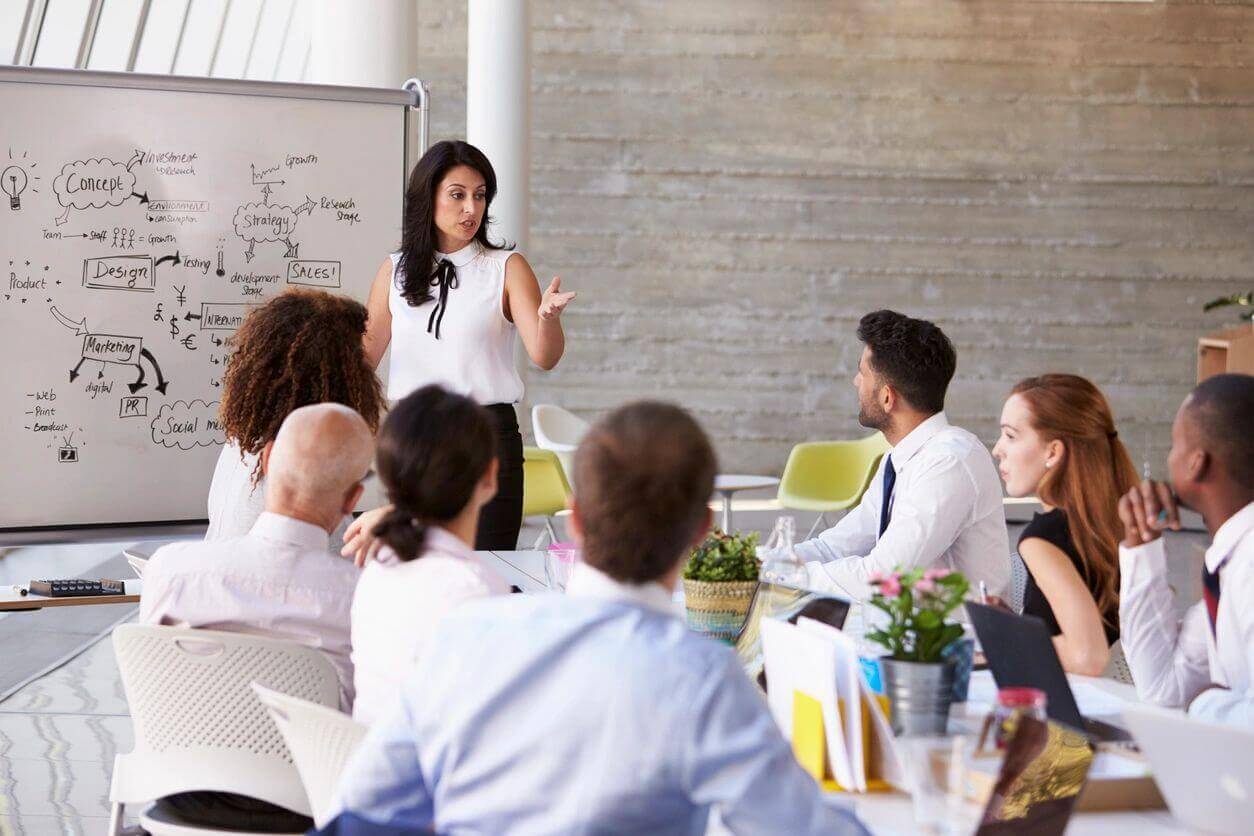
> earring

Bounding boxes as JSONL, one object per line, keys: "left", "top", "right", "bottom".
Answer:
{"left": 1045, "top": 461, "right": 1053, "bottom": 469}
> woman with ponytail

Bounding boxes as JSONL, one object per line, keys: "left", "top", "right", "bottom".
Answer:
{"left": 349, "top": 384, "right": 510, "bottom": 724}
{"left": 993, "top": 374, "right": 1139, "bottom": 675}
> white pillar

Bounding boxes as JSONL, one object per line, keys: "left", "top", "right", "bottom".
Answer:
{"left": 467, "top": 0, "right": 531, "bottom": 253}
{"left": 308, "top": 0, "right": 418, "bottom": 89}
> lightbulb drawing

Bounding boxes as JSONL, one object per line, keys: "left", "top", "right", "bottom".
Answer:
{"left": 3, "top": 149, "right": 38, "bottom": 211}
{"left": 2, "top": 165, "right": 28, "bottom": 210}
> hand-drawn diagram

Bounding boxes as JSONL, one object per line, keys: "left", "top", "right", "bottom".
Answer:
{"left": 58, "top": 432, "right": 79, "bottom": 463}
{"left": 52, "top": 150, "right": 147, "bottom": 226}
{"left": 52, "top": 309, "right": 171, "bottom": 395}
{"left": 3, "top": 148, "right": 38, "bottom": 211}
{"left": 233, "top": 163, "right": 314, "bottom": 263}
{"left": 287, "top": 259, "right": 342, "bottom": 288}
{"left": 151, "top": 399, "right": 224, "bottom": 449}
{"left": 120, "top": 396, "right": 148, "bottom": 418}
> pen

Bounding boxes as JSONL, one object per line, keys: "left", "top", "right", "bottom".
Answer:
{"left": 979, "top": 580, "right": 988, "bottom": 604}
{"left": 11, "top": 585, "right": 27, "bottom": 596}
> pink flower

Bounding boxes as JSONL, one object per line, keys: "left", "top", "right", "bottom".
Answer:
{"left": 923, "top": 568, "right": 952, "bottom": 581}
{"left": 880, "top": 574, "right": 902, "bottom": 597}
{"left": 914, "top": 578, "right": 937, "bottom": 595}
{"left": 869, "top": 571, "right": 885, "bottom": 584}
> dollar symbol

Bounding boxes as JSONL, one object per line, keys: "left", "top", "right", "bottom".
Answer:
{"left": 169, "top": 318, "right": 180, "bottom": 339}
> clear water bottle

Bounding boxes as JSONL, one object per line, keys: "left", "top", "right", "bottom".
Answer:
{"left": 759, "top": 515, "right": 808, "bottom": 587}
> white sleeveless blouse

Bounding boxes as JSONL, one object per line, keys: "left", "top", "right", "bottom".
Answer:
{"left": 386, "top": 241, "right": 524, "bottom": 404}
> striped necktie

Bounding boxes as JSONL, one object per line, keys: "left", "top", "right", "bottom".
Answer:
{"left": 1202, "top": 563, "right": 1222, "bottom": 637}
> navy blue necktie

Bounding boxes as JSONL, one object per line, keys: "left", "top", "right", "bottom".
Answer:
{"left": 878, "top": 454, "right": 896, "bottom": 538}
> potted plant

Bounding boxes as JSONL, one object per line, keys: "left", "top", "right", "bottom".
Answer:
{"left": 865, "top": 567, "right": 970, "bottom": 736}
{"left": 1204, "top": 291, "right": 1254, "bottom": 323}
{"left": 682, "top": 529, "right": 760, "bottom": 640}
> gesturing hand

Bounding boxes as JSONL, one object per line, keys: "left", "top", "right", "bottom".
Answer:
{"left": 539, "top": 276, "right": 577, "bottom": 320}
{"left": 341, "top": 504, "right": 393, "bottom": 567}
{"left": 1116, "top": 479, "right": 1181, "bottom": 548}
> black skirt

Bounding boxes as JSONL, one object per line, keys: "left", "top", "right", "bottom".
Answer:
{"left": 476, "top": 403, "right": 524, "bottom": 551}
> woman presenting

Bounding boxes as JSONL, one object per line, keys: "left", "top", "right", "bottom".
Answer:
{"left": 362, "top": 140, "right": 575, "bottom": 550}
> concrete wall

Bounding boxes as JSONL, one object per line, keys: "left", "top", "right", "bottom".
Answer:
{"left": 417, "top": 0, "right": 1252, "bottom": 477}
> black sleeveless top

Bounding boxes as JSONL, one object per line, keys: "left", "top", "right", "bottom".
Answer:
{"left": 1019, "top": 509, "right": 1119, "bottom": 646}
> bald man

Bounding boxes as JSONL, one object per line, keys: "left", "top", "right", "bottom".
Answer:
{"left": 141, "top": 403, "right": 375, "bottom": 709}
{"left": 1116, "top": 374, "right": 1254, "bottom": 727}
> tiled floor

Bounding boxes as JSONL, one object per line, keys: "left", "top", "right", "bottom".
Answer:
{"left": 0, "top": 635, "right": 134, "bottom": 835}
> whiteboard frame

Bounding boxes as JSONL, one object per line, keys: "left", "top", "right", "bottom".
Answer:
{"left": 0, "top": 66, "right": 428, "bottom": 545}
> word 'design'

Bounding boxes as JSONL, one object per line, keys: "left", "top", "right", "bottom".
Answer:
{"left": 83, "top": 255, "right": 155, "bottom": 292}
{"left": 82, "top": 333, "right": 141, "bottom": 365}
{"left": 287, "top": 260, "right": 341, "bottom": 288}
{"left": 199, "top": 302, "right": 255, "bottom": 331}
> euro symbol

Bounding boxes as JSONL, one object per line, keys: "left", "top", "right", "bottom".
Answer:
{"left": 181, "top": 334, "right": 197, "bottom": 351}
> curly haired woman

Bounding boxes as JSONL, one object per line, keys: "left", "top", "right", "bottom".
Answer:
{"left": 207, "top": 289, "right": 386, "bottom": 549}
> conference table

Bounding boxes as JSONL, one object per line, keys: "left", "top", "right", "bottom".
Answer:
{"left": 482, "top": 549, "right": 1193, "bottom": 835}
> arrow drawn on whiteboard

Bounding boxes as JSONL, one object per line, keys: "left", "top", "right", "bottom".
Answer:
{"left": 69, "top": 356, "right": 85, "bottom": 383}
{"left": 295, "top": 196, "right": 316, "bottom": 216}
{"left": 55, "top": 206, "right": 70, "bottom": 226}
{"left": 128, "top": 347, "right": 170, "bottom": 395}
{"left": 154, "top": 251, "right": 181, "bottom": 268}
{"left": 50, "top": 305, "right": 89, "bottom": 336}
{"left": 126, "top": 149, "right": 143, "bottom": 171}
{"left": 130, "top": 190, "right": 149, "bottom": 205}
{"left": 261, "top": 184, "right": 273, "bottom": 206}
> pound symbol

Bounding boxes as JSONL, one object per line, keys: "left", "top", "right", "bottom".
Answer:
{"left": 153, "top": 302, "right": 164, "bottom": 322}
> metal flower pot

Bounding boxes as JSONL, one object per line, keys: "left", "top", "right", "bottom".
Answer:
{"left": 880, "top": 657, "right": 956, "bottom": 736}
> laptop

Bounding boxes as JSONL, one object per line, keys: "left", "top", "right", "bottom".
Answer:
{"left": 734, "top": 581, "right": 850, "bottom": 682}
{"left": 966, "top": 602, "right": 1132, "bottom": 744}
{"left": 1122, "top": 704, "right": 1254, "bottom": 836}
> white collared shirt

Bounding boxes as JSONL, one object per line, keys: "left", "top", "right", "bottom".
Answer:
{"left": 140, "top": 511, "right": 360, "bottom": 709}
{"left": 385, "top": 242, "right": 524, "bottom": 404}
{"left": 564, "top": 561, "right": 679, "bottom": 616}
{"left": 350, "top": 527, "right": 511, "bottom": 724}
{"left": 796, "top": 412, "right": 1010, "bottom": 601}
{"left": 329, "top": 560, "right": 868, "bottom": 835}
{"left": 1119, "top": 501, "right": 1254, "bottom": 726}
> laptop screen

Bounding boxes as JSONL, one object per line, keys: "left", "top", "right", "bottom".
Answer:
{"left": 966, "top": 602, "right": 1086, "bottom": 730}
{"left": 734, "top": 582, "right": 850, "bottom": 679}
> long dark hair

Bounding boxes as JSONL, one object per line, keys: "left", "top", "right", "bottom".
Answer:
{"left": 396, "top": 140, "right": 510, "bottom": 307}
{"left": 369, "top": 384, "right": 497, "bottom": 561}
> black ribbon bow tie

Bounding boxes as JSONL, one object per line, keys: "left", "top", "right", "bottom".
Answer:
{"left": 427, "top": 258, "right": 459, "bottom": 339}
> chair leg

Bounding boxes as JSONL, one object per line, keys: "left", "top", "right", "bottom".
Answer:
{"left": 107, "top": 802, "right": 124, "bottom": 836}
{"left": 545, "top": 518, "right": 559, "bottom": 546}
{"left": 805, "top": 514, "right": 827, "bottom": 540}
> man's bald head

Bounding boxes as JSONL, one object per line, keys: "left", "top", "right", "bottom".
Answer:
{"left": 264, "top": 403, "right": 375, "bottom": 527}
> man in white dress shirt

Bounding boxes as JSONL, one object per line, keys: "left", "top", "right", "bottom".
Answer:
{"left": 1116, "top": 373, "right": 1254, "bottom": 727}
{"left": 321, "top": 402, "right": 868, "bottom": 836}
{"left": 141, "top": 403, "right": 374, "bottom": 709}
{"left": 795, "top": 310, "right": 1010, "bottom": 601}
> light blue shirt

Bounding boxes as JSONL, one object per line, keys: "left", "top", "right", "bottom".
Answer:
{"left": 329, "top": 563, "right": 868, "bottom": 835}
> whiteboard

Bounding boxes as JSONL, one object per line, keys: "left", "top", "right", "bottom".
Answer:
{"left": 0, "top": 67, "right": 419, "bottom": 532}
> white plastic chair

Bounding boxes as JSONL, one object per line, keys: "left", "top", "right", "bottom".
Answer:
{"left": 108, "top": 624, "right": 341, "bottom": 836}
{"left": 252, "top": 683, "right": 369, "bottom": 828}
{"left": 123, "top": 549, "right": 148, "bottom": 578}
{"left": 531, "top": 404, "right": 588, "bottom": 486}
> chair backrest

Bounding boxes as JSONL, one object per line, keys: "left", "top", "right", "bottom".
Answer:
{"left": 1008, "top": 550, "right": 1028, "bottom": 614}
{"left": 253, "top": 683, "right": 368, "bottom": 828}
{"left": 778, "top": 433, "right": 889, "bottom": 506}
{"left": 110, "top": 623, "right": 340, "bottom": 814}
{"left": 123, "top": 550, "right": 148, "bottom": 578}
{"left": 523, "top": 446, "right": 573, "bottom": 517}
{"left": 531, "top": 404, "right": 588, "bottom": 449}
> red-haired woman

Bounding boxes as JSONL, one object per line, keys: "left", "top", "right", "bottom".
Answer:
{"left": 992, "top": 374, "right": 1139, "bottom": 675}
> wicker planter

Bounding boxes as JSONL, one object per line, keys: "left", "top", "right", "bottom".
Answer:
{"left": 683, "top": 579, "right": 757, "bottom": 640}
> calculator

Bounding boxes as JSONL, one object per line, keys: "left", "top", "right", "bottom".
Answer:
{"left": 28, "top": 579, "right": 126, "bottom": 598}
